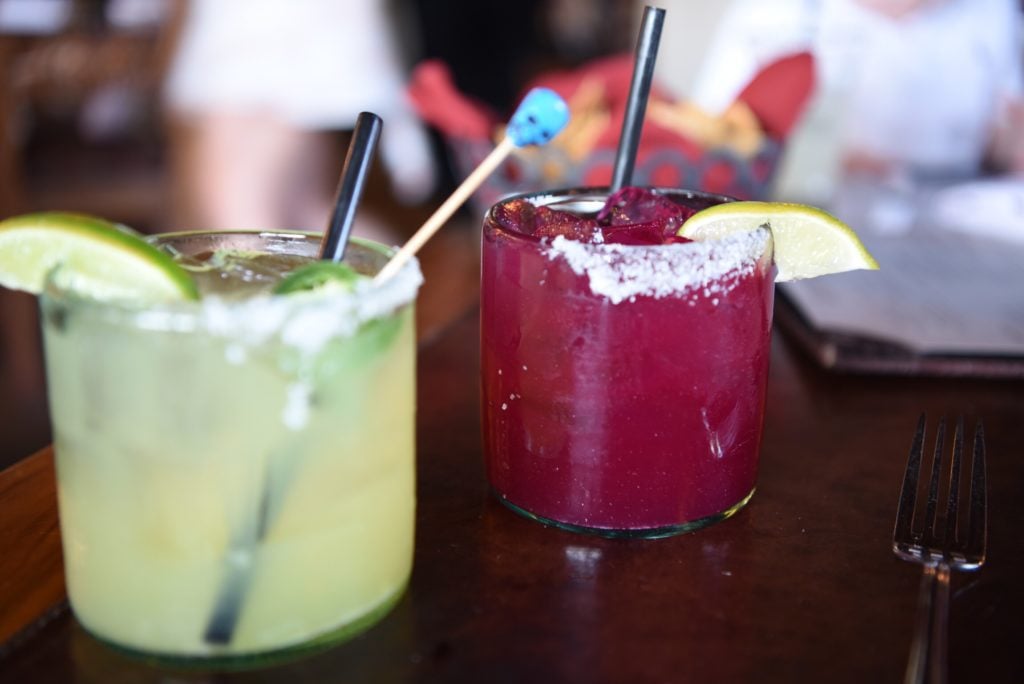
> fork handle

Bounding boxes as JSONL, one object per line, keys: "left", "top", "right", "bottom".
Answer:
{"left": 904, "top": 563, "right": 951, "bottom": 684}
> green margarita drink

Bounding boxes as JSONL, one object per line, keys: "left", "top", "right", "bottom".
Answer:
{"left": 2, "top": 221, "right": 421, "bottom": 663}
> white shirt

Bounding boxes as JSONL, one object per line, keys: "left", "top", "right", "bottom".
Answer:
{"left": 164, "top": 0, "right": 410, "bottom": 129}
{"left": 691, "top": 0, "right": 1024, "bottom": 175}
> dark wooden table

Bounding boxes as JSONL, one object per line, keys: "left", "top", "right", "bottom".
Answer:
{"left": 2, "top": 306, "right": 1023, "bottom": 683}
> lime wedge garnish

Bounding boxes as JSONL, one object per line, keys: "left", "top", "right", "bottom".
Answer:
{"left": 678, "top": 201, "right": 879, "bottom": 282}
{"left": 0, "top": 212, "right": 198, "bottom": 301}
{"left": 273, "top": 261, "right": 364, "bottom": 295}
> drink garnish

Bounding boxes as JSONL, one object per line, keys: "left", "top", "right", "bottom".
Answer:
{"left": 374, "top": 87, "right": 570, "bottom": 282}
{"left": 678, "top": 201, "right": 879, "bottom": 281}
{"left": 273, "top": 261, "right": 364, "bottom": 294}
{"left": 0, "top": 212, "right": 198, "bottom": 302}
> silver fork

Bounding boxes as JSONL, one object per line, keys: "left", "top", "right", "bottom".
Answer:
{"left": 892, "top": 415, "right": 987, "bottom": 684}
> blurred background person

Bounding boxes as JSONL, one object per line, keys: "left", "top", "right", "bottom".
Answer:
{"left": 162, "top": 0, "right": 436, "bottom": 242}
{"left": 687, "top": 0, "right": 1024, "bottom": 208}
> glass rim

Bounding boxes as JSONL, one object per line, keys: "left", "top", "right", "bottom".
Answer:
{"left": 481, "top": 187, "right": 774, "bottom": 304}
{"left": 483, "top": 185, "right": 735, "bottom": 246}
{"left": 39, "top": 230, "right": 422, "bottom": 334}
{"left": 150, "top": 229, "right": 390, "bottom": 256}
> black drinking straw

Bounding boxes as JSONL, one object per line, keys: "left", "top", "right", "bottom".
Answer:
{"left": 320, "top": 111, "right": 383, "bottom": 261}
{"left": 203, "top": 113, "right": 383, "bottom": 647}
{"left": 610, "top": 6, "right": 666, "bottom": 193}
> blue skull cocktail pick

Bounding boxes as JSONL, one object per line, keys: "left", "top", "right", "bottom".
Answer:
{"left": 507, "top": 88, "right": 571, "bottom": 147}
{"left": 376, "top": 88, "right": 570, "bottom": 282}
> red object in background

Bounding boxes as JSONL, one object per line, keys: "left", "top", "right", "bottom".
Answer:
{"left": 524, "top": 55, "right": 695, "bottom": 154}
{"left": 407, "top": 60, "right": 497, "bottom": 140}
{"left": 701, "top": 160, "right": 738, "bottom": 196}
{"left": 408, "top": 52, "right": 816, "bottom": 203}
{"left": 527, "top": 54, "right": 669, "bottom": 115}
{"left": 736, "top": 52, "right": 815, "bottom": 139}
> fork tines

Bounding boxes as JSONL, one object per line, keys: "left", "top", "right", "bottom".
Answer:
{"left": 892, "top": 415, "right": 987, "bottom": 569}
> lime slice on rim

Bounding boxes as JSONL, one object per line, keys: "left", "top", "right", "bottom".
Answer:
{"left": 272, "top": 260, "right": 364, "bottom": 295}
{"left": 0, "top": 212, "right": 198, "bottom": 302}
{"left": 679, "top": 201, "right": 879, "bottom": 282}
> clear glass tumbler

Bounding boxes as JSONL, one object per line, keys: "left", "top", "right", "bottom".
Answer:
{"left": 41, "top": 231, "right": 420, "bottom": 664}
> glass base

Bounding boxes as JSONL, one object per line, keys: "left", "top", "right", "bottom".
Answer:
{"left": 81, "top": 583, "right": 407, "bottom": 671}
{"left": 495, "top": 488, "right": 756, "bottom": 539}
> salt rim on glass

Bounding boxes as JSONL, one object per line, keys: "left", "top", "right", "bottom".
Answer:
{"left": 544, "top": 227, "right": 772, "bottom": 305}
{"left": 47, "top": 249, "right": 424, "bottom": 357}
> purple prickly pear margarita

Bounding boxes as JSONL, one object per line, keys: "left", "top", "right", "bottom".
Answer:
{"left": 481, "top": 187, "right": 775, "bottom": 538}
